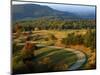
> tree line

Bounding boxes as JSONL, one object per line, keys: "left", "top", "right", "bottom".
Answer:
{"left": 13, "top": 18, "right": 96, "bottom": 32}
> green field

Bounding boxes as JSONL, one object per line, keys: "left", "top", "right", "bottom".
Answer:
{"left": 13, "top": 46, "right": 77, "bottom": 73}
{"left": 12, "top": 29, "right": 95, "bottom": 74}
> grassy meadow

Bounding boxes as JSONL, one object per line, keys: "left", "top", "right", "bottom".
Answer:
{"left": 12, "top": 2, "right": 96, "bottom": 74}
{"left": 12, "top": 24, "right": 96, "bottom": 74}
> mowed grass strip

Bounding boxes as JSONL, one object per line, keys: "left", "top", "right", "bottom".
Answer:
{"left": 59, "top": 53, "right": 77, "bottom": 66}
{"left": 48, "top": 50, "right": 73, "bottom": 63}
{"left": 33, "top": 47, "right": 77, "bottom": 71}
{"left": 35, "top": 48, "right": 77, "bottom": 67}
{"left": 34, "top": 48, "right": 61, "bottom": 61}
{"left": 47, "top": 50, "right": 77, "bottom": 65}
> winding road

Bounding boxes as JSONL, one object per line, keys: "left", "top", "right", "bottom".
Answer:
{"left": 37, "top": 45, "right": 87, "bottom": 70}
{"left": 17, "top": 43, "right": 87, "bottom": 70}
{"left": 65, "top": 48, "right": 86, "bottom": 70}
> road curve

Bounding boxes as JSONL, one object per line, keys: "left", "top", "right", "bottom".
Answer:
{"left": 45, "top": 46, "right": 87, "bottom": 70}
{"left": 17, "top": 43, "right": 87, "bottom": 70}
{"left": 65, "top": 48, "right": 87, "bottom": 70}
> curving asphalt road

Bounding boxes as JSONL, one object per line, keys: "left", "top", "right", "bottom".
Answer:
{"left": 65, "top": 48, "right": 87, "bottom": 70}
{"left": 17, "top": 43, "right": 87, "bottom": 70}
{"left": 45, "top": 46, "right": 87, "bottom": 70}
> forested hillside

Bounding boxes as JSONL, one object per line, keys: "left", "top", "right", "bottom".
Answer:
{"left": 12, "top": 4, "right": 95, "bottom": 21}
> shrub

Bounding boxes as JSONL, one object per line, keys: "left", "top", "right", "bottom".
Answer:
{"left": 84, "top": 29, "right": 96, "bottom": 50}
{"left": 62, "top": 33, "right": 84, "bottom": 45}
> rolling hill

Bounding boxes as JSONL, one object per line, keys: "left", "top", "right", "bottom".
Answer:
{"left": 12, "top": 4, "right": 95, "bottom": 21}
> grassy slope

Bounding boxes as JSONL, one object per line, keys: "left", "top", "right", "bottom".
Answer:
{"left": 34, "top": 47, "right": 77, "bottom": 69}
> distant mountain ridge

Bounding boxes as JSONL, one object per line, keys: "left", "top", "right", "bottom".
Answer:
{"left": 12, "top": 4, "right": 95, "bottom": 21}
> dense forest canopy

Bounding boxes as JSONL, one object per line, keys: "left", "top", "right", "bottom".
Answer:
{"left": 13, "top": 17, "right": 96, "bottom": 32}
